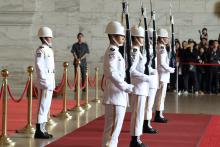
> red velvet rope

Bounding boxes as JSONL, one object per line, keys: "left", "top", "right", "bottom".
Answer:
{"left": 53, "top": 79, "right": 65, "bottom": 93}
{"left": 7, "top": 80, "right": 30, "bottom": 103}
{"left": 53, "top": 73, "right": 66, "bottom": 93}
{"left": 80, "top": 80, "right": 87, "bottom": 90}
{"left": 67, "top": 73, "right": 78, "bottom": 91}
{"left": 0, "top": 84, "right": 4, "bottom": 100}
{"left": 180, "top": 62, "right": 220, "bottom": 66}
{"left": 88, "top": 75, "right": 96, "bottom": 88}
{"left": 33, "top": 84, "right": 38, "bottom": 97}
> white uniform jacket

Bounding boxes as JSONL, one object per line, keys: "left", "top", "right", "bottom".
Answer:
{"left": 103, "top": 45, "right": 129, "bottom": 107}
{"left": 157, "top": 44, "right": 173, "bottom": 83}
{"left": 148, "top": 44, "right": 159, "bottom": 89}
{"left": 130, "top": 46, "right": 149, "bottom": 96}
{"left": 35, "top": 44, "right": 55, "bottom": 91}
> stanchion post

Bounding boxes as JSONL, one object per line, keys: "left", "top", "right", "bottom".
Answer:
{"left": 47, "top": 111, "right": 57, "bottom": 128}
{"left": 0, "top": 69, "right": 15, "bottom": 146}
{"left": 55, "top": 62, "right": 72, "bottom": 120}
{"left": 16, "top": 66, "right": 35, "bottom": 134}
{"left": 93, "top": 67, "right": 100, "bottom": 103}
{"left": 70, "top": 60, "right": 84, "bottom": 113}
{"left": 82, "top": 65, "right": 91, "bottom": 110}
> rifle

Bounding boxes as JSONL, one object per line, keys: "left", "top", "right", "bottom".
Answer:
{"left": 151, "top": 5, "right": 157, "bottom": 69}
{"left": 119, "top": 1, "right": 126, "bottom": 58}
{"left": 139, "top": 1, "right": 150, "bottom": 75}
{"left": 122, "top": 0, "right": 132, "bottom": 84}
{"left": 169, "top": 0, "right": 176, "bottom": 68}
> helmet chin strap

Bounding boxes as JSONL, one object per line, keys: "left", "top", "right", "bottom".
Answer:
{"left": 112, "top": 36, "right": 123, "bottom": 47}
{"left": 43, "top": 38, "right": 52, "bottom": 48}
{"left": 135, "top": 37, "right": 143, "bottom": 47}
{"left": 161, "top": 38, "right": 167, "bottom": 45}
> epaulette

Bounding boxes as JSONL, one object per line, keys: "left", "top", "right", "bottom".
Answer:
{"left": 110, "top": 48, "right": 115, "bottom": 51}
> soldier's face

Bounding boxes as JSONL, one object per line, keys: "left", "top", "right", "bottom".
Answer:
{"left": 161, "top": 37, "right": 169, "bottom": 44}
{"left": 115, "top": 35, "right": 125, "bottom": 45}
{"left": 45, "top": 37, "right": 52, "bottom": 44}
{"left": 138, "top": 37, "right": 144, "bottom": 45}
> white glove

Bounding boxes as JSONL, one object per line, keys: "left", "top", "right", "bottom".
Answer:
{"left": 125, "top": 84, "right": 134, "bottom": 93}
{"left": 169, "top": 68, "right": 175, "bottom": 73}
{"left": 150, "top": 69, "right": 157, "bottom": 75}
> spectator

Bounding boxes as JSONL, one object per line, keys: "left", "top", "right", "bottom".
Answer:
{"left": 206, "top": 40, "right": 220, "bottom": 94}
{"left": 71, "top": 33, "right": 90, "bottom": 91}
{"left": 197, "top": 47, "right": 207, "bottom": 94}
{"left": 182, "top": 40, "right": 188, "bottom": 50}
{"left": 175, "top": 39, "right": 184, "bottom": 94}
{"left": 199, "top": 37, "right": 208, "bottom": 51}
{"left": 199, "top": 28, "right": 208, "bottom": 41}
{"left": 182, "top": 39, "right": 199, "bottom": 95}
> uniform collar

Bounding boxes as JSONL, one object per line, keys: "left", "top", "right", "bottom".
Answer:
{"left": 42, "top": 43, "right": 52, "bottom": 48}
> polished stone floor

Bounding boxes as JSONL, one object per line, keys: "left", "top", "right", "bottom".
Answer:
{"left": 4, "top": 91, "right": 220, "bottom": 147}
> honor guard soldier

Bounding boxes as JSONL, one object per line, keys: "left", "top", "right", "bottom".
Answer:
{"left": 102, "top": 21, "right": 134, "bottom": 147}
{"left": 143, "top": 28, "right": 159, "bottom": 134}
{"left": 34, "top": 27, "right": 55, "bottom": 139}
{"left": 129, "top": 25, "right": 149, "bottom": 147}
{"left": 154, "top": 28, "right": 175, "bottom": 123}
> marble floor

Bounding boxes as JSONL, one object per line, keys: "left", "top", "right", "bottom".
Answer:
{"left": 3, "top": 91, "right": 220, "bottom": 147}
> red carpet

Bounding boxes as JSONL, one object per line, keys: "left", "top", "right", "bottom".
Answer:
{"left": 0, "top": 98, "right": 84, "bottom": 134}
{"left": 198, "top": 115, "right": 220, "bottom": 147}
{"left": 47, "top": 113, "right": 214, "bottom": 147}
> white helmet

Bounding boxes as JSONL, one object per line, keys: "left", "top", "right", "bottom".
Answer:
{"left": 157, "top": 28, "right": 169, "bottom": 38}
{"left": 131, "top": 25, "right": 144, "bottom": 38}
{"left": 148, "top": 28, "right": 153, "bottom": 38}
{"left": 105, "top": 21, "right": 125, "bottom": 36}
{"left": 38, "top": 27, "right": 53, "bottom": 38}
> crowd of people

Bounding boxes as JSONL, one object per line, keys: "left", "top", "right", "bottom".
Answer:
{"left": 169, "top": 28, "right": 220, "bottom": 95}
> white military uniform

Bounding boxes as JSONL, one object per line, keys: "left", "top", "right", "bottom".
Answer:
{"left": 145, "top": 44, "right": 159, "bottom": 121}
{"left": 102, "top": 45, "right": 132, "bottom": 147}
{"left": 130, "top": 46, "right": 149, "bottom": 136}
{"left": 35, "top": 44, "right": 55, "bottom": 124}
{"left": 155, "top": 44, "right": 174, "bottom": 113}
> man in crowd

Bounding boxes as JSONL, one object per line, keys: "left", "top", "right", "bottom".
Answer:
{"left": 207, "top": 40, "right": 220, "bottom": 94}
{"left": 71, "top": 33, "right": 90, "bottom": 91}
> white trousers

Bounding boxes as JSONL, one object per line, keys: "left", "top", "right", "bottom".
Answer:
{"left": 37, "top": 89, "right": 53, "bottom": 124}
{"left": 155, "top": 82, "right": 168, "bottom": 111}
{"left": 102, "top": 104, "right": 126, "bottom": 147}
{"left": 145, "top": 88, "right": 157, "bottom": 120}
{"left": 130, "top": 95, "right": 146, "bottom": 136}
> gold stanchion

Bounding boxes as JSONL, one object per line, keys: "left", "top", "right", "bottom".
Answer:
{"left": 92, "top": 67, "right": 100, "bottom": 103}
{"left": 16, "top": 66, "right": 35, "bottom": 134}
{"left": 55, "top": 62, "right": 72, "bottom": 120}
{"left": 0, "top": 69, "right": 15, "bottom": 146}
{"left": 46, "top": 111, "right": 57, "bottom": 129}
{"left": 82, "top": 66, "right": 91, "bottom": 110}
{"left": 70, "top": 60, "right": 84, "bottom": 113}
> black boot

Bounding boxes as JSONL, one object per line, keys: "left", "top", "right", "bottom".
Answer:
{"left": 34, "top": 123, "right": 52, "bottom": 139}
{"left": 129, "top": 136, "right": 148, "bottom": 147}
{"left": 154, "top": 111, "right": 168, "bottom": 123}
{"left": 143, "top": 120, "right": 158, "bottom": 134}
{"left": 43, "top": 122, "right": 53, "bottom": 138}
